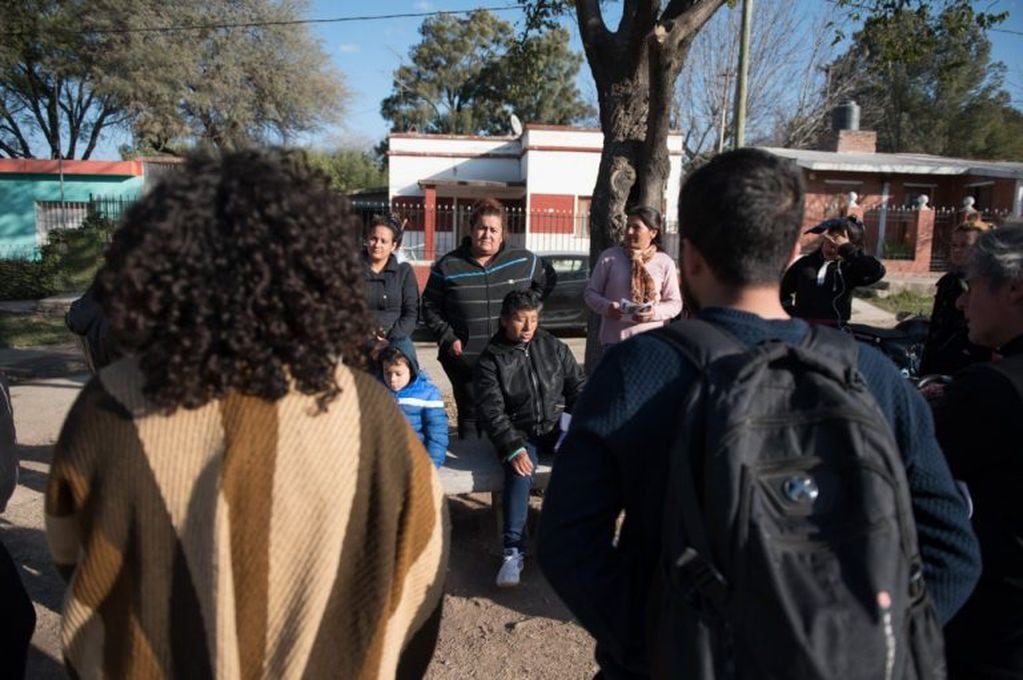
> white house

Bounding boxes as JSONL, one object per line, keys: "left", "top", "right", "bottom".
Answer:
{"left": 386, "top": 124, "right": 686, "bottom": 261}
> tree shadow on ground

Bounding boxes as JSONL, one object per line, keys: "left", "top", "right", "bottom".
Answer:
{"left": 442, "top": 494, "right": 576, "bottom": 625}
{"left": 0, "top": 522, "right": 65, "bottom": 615}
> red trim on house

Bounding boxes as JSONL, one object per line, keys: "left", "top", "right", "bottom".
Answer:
{"left": 525, "top": 144, "right": 684, "bottom": 157}
{"left": 524, "top": 123, "right": 603, "bottom": 133}
{"left": 0, "top": 159, "right": 144, "bottom": 176}
{"left": 387, "top": 150, "right": 521, "bottom": 160}
{"left": 389, "top": 132, "right": 516, "bottom": 141}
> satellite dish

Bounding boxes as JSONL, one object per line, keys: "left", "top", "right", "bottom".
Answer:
{"left": 509, "top": 113, "right": 523, "bottom": 137}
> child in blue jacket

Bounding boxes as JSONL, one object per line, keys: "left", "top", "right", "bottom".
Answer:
{"left": 378, "top": 344, "right": 448, "bottom": 467}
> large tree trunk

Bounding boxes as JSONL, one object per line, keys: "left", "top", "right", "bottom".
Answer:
{"left": 576, "top": 0, "right": 726, "bottom": 371}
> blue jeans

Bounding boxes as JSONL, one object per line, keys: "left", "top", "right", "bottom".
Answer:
{"left": 502, "top": 443, "right": 541, "bottom": 551}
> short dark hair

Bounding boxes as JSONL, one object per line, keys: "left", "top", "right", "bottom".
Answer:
{"left": 500, "top": 289, "right": 541, "bottom": 319}
{"left": 96, "top": 148, "right": 371, "bottom": 413}
{"left": 378, "top": 346, "right": 411, "bottom": 369}
{"left": 470, "top": 198, "right": 505, "bottom": 229}
{"left": 679, "top": 148, "right": 805, "bottom": 287}
{"left": 626, "top": 205, "right": 663, "bottom": 249}
{"left": 368, "top": 213, "right": 403, "bottom": 245}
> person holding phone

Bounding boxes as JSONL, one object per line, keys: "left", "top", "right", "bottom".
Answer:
{"left": 780, "top": 215, "right": 885, "bottom": 326}
{"left": 584, "top": 206, "right": 683, "bottom": 348}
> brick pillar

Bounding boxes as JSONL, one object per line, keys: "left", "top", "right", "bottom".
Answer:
{"left": 423, "top": 185, "right": 437, "bottom": 262}
{"left": 911, "top": 197, "right": 934, "bottom": 273}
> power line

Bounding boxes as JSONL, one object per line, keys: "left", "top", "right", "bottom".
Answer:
{"left": 0, "top": 4, "right": 529, "bottom": 38}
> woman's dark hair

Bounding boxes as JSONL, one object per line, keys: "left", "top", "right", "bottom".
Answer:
{"left": 500, "top": 289, "right": 542, "bottom": 319}
{"left": 367, "top": 213, "right": 403, "bottom": 246}
{"left": 96, "top": 148, "right": 372, "bottom": 413}
{"left": 626, "top": 205, "right": 663, "bottom": 249}
{"left": 470, "top": 198, "right": 505, "bottom": 229}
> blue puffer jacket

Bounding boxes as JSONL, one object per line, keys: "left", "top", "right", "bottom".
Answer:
{"left": 380, "top": 345, "right": 449, "bottom": 468}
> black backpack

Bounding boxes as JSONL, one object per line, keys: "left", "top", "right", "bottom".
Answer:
{"left": 646, "top": 319, "right": 945, "bottom": 680}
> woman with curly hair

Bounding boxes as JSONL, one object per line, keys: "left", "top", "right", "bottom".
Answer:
{"left": 44, "top": 149, "right": 448, "bottom": 680}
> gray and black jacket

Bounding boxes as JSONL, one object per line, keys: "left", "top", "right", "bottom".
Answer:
{"left": 421, "top": 240, "right": 552, "bottom": 367}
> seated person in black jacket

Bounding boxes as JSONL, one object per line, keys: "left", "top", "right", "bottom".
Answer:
{"left": 781, "top": 215, "right": 885, "bottom": 325}
{"left": 933, "top": 225, "right": 1023, "bottom": 678}
{"left": 474, "top": 290, "right": 585, "bottom": 589}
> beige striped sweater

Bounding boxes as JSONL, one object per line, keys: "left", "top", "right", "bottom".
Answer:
{"left": 45, "top": 357, "right": 448, "bottom": 679}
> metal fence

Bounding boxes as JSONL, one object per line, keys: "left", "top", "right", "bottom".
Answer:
{"left": 34, "top": 195, "right": 138, "bottom": 246}
{"left": 352, "top": 201, "right": 680, "bottom": 261}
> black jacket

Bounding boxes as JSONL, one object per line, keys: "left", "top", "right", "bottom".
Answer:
{"left": 936, "top": 333, "right": 1023, "bottom": 676}
{"left": 780, "top": 245, "right": 886, "bottom": 324}
{"left": 421, "top": 241, "right": 551, "bottom": 366}
{"left": 66, "top": 286, "right": 119, "bottom": 373}
{"left": 363, "top": 255, "right": 419, "bottom": 340}
{"left": 474, "top": 329, "right": 586, "bottom": 460}
{"left": 920, "top": 271, "right": 992, "bottom": 376}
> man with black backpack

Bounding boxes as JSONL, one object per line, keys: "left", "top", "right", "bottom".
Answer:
{"left": 537, "top": 148, "right": 980, "bottom": 680}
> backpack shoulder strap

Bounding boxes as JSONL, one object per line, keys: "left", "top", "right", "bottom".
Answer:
{"left": 650, "top": 318, "right": 747, "bottom": 368}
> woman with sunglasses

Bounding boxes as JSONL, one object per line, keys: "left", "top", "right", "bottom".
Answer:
{"left": 364, "top": 213, "right": 420, "bottom": 361}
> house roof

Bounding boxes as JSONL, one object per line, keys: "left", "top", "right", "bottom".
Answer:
{"left": 418, "top": 177, "right": 526, "bottom": 189}
{"left": 760, "top": 147, "right": 1023, "bottom": 180}
{"left": 0, "top": 158, "right": 144, "bottom": 176}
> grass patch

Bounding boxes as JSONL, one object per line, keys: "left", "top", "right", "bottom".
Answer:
{"left": 0, "top": 312, "right": 76, "bottom": 348}
{"left": 866, "top": 290, "right": 934, "bottom": 318}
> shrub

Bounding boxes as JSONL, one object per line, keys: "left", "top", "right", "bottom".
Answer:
{"left": 0, "top": 209, "right": 113, "bottom": 301}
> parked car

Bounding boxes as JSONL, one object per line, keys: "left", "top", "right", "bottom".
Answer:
{"left": 538, "top": 252, "right": 589, "bottom": 334}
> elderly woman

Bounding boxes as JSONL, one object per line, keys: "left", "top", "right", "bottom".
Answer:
{"left": 584, "top": 206, "right": 683, "bottom": 347}
{"left": 44, "top": 150, "right": 448, "bottom": 679}
{"left": 934, "top": 225, "right": 1023, "bottom": 680}
{"left": 364, "top": 213, "right": 420, "bottom": 360}
{"left": 920, "top": 221, "right": 993, "bottom": 376}
{"left": 421, "top": 198, "right": 550, "bottom": 439}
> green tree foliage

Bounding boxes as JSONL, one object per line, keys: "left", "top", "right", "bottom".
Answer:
{"left": 830, "top": 4, "right": 1023, "bottom": 159}
{"left": 380, "top": 10, "right": 593, "bottom": 134}
{"left": 0, "top": 0, "right": 345, "bottom": 158}
{"left": 307, "top": 148, "right": 387, "bottom": 193}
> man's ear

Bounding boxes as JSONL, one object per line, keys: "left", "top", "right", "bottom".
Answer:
{"left": 787, "top": 239, "right": 802, "bottom": 269}
{"left": 681, "top": 238, "right": 703, "bottom": 280}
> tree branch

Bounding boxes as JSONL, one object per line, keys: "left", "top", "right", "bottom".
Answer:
{"left": 662, "top": 0, "right": 729, "bottom": 50}
{"left": 575, "top": 0, "right": 610, "bottom": 50}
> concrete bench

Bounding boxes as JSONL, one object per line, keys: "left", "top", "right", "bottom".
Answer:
{"left": 437, "top": 438, "right": 553, "bottom": 538}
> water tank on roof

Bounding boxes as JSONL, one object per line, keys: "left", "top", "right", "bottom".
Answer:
{"left": 832, "top": 101, "right": 861, "bottom": 132}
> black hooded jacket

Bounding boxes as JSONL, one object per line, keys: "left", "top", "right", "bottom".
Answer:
{"left": 474, "top": 329, "right": 585, "bottom": 460}
{"left": 780, "top": 244, "right": 886, "bottom": 324}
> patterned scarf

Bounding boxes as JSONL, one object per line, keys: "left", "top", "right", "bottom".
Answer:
{"left": 628, "top": 245, "right": 659, "bottom": 305}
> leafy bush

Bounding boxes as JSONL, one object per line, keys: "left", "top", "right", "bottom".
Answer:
{"left": 0, "top": 209, "right": 113, "bottom": 301}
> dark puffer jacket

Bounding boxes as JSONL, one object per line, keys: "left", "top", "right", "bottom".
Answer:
{"left": 474, "top": 329, "right": 586, "bottom": 460}
{"left": 422, "top": 240, "right": 552, "bottom": 367}
{"left": 363, "top": 254, "right": 419, "bottom": 341}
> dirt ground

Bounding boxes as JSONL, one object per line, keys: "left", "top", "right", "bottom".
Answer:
{"left": 2, "top": 350, "right": 599, "bottom": 679}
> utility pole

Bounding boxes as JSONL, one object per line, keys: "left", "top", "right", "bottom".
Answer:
{"left": 732, "top": 0, "right": 753, "bottom": 149}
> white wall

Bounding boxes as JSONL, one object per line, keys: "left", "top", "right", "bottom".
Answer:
{"left": 388, "top": 134, "right": 523, "bottom": 197}
{"left": 387, "top": 127, "right": 686, "bottom": 224}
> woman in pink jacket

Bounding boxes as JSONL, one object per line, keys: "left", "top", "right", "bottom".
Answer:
{"left": 584, "top": 206, "right": 683, "bottom": 347}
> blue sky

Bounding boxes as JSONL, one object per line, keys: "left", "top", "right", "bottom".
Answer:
{"left": 96, "top": 0, "right": 1023, "bottom": 157}
{"left": 304, "top": 0, "right": 1023, "bottom": 149}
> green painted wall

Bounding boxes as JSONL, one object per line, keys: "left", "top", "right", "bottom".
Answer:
{"left": 0, "top": 173, "right": 143, "bottom": 257}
